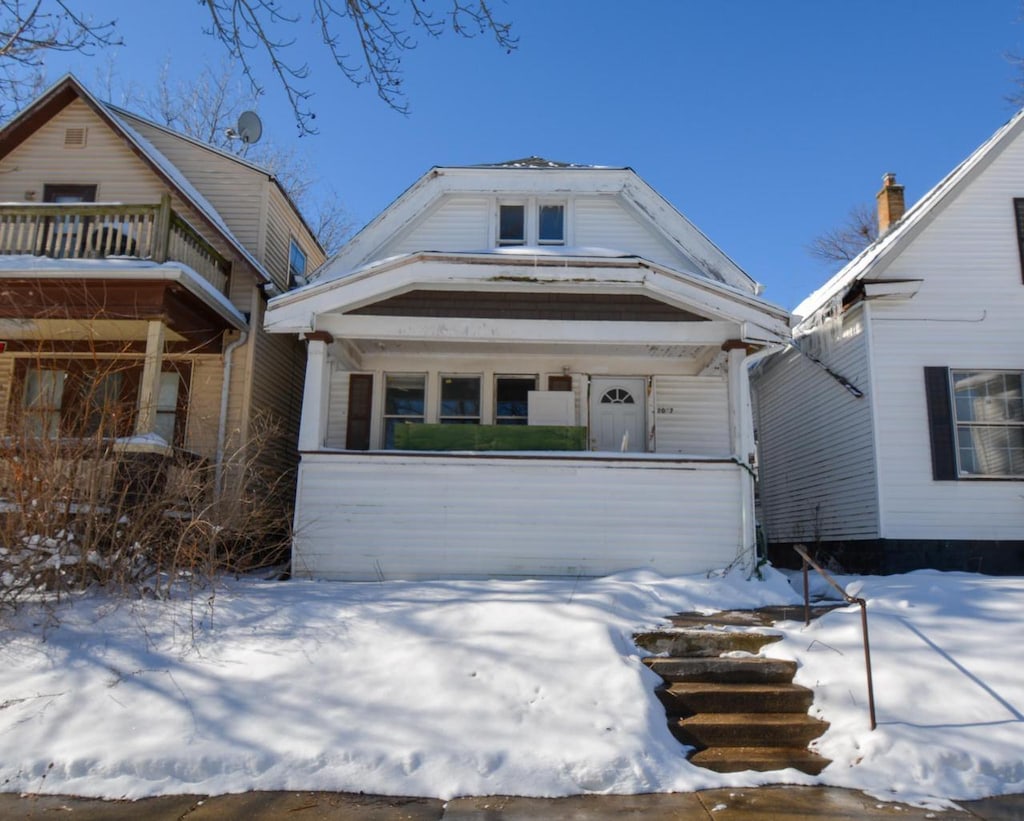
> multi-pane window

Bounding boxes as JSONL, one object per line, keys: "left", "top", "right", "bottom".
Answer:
{"left": 18, "top": 362, "right": 186, "bottom": 444}
{"left": 288, "top": 238, "right": 307, "bottom": 288}
{"left": 495, "top": 376, "right": 535, "bottom": 425}
{"left": 951, "top": 370, "right": 1024, "bottom": 477}
{"left": 383, "top": 374, "right": 425, "bottom": 448}
{"left": 498, "top": 204, "right": 526, "bottom": 246}
{"left": 538, "top": 204, "right": 564, "bottom": 245}
{"left": 497, "top": 201, "right": 566, "bottom": 246}
{"left": 439, "top": 376, "right": 481, "bottom": 424}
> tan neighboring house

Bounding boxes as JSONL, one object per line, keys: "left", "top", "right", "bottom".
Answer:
{"left": 0, "top": 75, "right": 324, "bottom": 517}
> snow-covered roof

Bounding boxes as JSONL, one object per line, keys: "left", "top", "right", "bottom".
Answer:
{"left": 0, "top": 255, "right": 248, "bottom": 328}
{"left": 317, "top": 164, "right": 762, "bottom": 295}
{"left": 0, "top": 75, "right": 273, "bottom": 284}
{"left": 469, "top": 156, "right": 611, "bottom": 169}
{"left": 793, "top": 107, "right": 1024, "bottom": 325}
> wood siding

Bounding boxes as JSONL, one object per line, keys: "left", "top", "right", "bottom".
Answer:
{"left": 865, "top": 132, "right": 1024, "bottom": 541}
{"left": 652, "top": 375, "right": 730, "bottom": 455}
{"left": 292, "top": 453, "right": 745, "bottom": 580}
{"left": 263, "top": 186, "right": 326, "bottom": 291}
{"left": 752, "top": 304, "right": 879, "bottom": 543}
{"left": 375, "top": 196, "right": 491, "bottom": 258}
{"left": 325, "top": 362, "right": 351, "bottom": 448}
{"left": 0, "top": 356, "right": 13, "bottom": 432}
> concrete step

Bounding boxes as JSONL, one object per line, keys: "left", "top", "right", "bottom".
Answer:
{"left": 643, "top": 656, "right": 798, "bottom": 684}
{"left": 671, "top": 712, "right": 830, "bottom": 749}
{"left": 689, "top": 745, "right": 832, "bottom": 775}
{"left": 657, "top": 681, "right": 815, "bottom": 715}
{"left": 667, "top": 604, "right": 843, "bottom": 629}
{"left": 633, "top": 629, "right": 782, "bottom": 657}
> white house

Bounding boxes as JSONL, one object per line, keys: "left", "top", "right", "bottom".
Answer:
{"left": 265, "top": 159, "right": 789, "bottom": 580}
{"left": 752, "top": 114, "right": 1024, "bottom": 575}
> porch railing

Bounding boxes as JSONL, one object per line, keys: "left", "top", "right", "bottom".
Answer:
{"left": 794, "top": 544, "right": 877, "bottom": 730}
{"left": 0, "top": 194, "right": 230, "bottom": 293}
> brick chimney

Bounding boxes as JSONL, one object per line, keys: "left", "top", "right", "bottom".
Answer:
{"left": 877, "top": 172, "right": 905, "bottom": 234}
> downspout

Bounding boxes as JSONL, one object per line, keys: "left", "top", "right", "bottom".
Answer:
{"left": 215, "top": 330, "right": 249, "bottom": 500}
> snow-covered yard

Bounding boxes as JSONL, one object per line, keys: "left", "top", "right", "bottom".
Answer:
{"left": 0, "top": 567, "right": 1022, "bottom": 808}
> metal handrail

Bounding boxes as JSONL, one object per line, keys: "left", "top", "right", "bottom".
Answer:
{"left": 794, "top": 544, "right": 877, "bottom": 730}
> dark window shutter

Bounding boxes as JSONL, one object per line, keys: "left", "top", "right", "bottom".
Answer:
{"left": 924, "top": 367, "right": 957, "bottom": 480}
{"left": 1015, "top": 199, "right": 1024, "bottom": 284}
{"left": 346, "top": 374, "right": 373, "bottom": 450}
{"left": 548, "top": 375, "right": 572, "bottom": 392}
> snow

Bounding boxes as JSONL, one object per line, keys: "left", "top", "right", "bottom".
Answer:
{"left": 0, "top": 567, "right": 1021, "bottom": 807}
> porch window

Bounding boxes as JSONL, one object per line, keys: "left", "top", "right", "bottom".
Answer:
{"left": 498, "top": 204, "right": 525, "bottom": 246}
{"left": 495, "top": 376, "right": 535, "bottom": 425}
{"left": 384, "top": 374, "right": 426, "bottom": 448}
{"left": 951, "top": 370, "right": 1024, "bottom": 477}
{"left": 439, "top": 376, "right": 481, "bottom": 424}
{"left": 15, "top": 361, "right": 188, "bottom": 445}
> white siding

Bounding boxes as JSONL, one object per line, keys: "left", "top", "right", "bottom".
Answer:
{"left": 653, "top": 376, "right": 730, "bottom": 455}
{"left": 573, "top": 197, "right": 699, "bottom": 271}
{"left": 325, "top": 363, "right": 350, "bottom": 448}
{"left": 376, "top": 196, "right": 491, "bottom": 258}
{"left": 752, "top": 304, "right": 879, "bottom": 542}
{"left": 865, "top": 133, "right": 1024, "bottom": 540}
{"left": 292, "top": 454, "right": 746, "bottom": 580}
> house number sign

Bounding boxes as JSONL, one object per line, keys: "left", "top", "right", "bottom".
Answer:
{"left": 656, "top": 407, "right": 674, "bottom": 414}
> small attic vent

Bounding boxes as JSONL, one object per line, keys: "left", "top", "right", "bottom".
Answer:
{"left": 64, "top": 127, "right": 87, "bottom": 148}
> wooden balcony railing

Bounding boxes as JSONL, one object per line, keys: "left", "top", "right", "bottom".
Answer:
{"left": 0, "top": 194, "right": 231, "bottom": 293}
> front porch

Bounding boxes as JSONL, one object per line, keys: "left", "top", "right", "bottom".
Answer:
{"left": 292, "top": 451, "right": 749, "bottom": 580}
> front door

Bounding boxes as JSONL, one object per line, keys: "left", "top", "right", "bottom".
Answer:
{"left": 589, "top": 377, "right": 646, "bottom": 452}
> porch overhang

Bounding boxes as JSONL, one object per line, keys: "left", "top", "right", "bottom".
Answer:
{"left": 0, "top": 260, "right": 247, "bottom": 352}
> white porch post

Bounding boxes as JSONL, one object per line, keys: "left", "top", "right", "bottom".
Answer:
{"left": 135, "top": 320, "right": 165, "bottom": 437}
{"left": 299, "top": 332, "right": 333, "bottom": 451}
{"left": 726, "top": 343, "right": 756, "bottom": 566}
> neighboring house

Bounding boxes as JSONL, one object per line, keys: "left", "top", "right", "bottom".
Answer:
{"left": 264, "top": 158, "right": 790, "bottom": 580}
{"left": 0, "top": 75, "right": 324, "bottom": 517}
{"left": 752, "top": 113, "right": 1024, "bottom": 575}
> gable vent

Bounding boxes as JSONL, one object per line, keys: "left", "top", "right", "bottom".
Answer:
{"left": 63, "top": 127, "right": 87, "bottom": 148}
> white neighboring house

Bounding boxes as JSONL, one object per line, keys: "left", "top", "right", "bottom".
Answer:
{"left": 752, "top": 114, "right": 1024, "bottom": 575}
{"left": 265, "top": 158, "right": 789, "bottom": 581}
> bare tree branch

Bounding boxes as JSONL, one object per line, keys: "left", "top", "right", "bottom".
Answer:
{"left": 0, "top": 0, "right": 121, "bottom": 118}
{"left": 200, "top": 0, "right": 517, "bottom": 135}
{"left": 806, "top": 202, "right": 878, "bottom": 268}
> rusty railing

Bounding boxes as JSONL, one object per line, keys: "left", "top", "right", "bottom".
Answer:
{"left": 0, "top": 194, "right": 230, "bottom": 293}
{"left": 794, "top": 544, "right": 877, "bottom": 730}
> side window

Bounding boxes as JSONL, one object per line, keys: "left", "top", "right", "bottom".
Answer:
{"left": 288, "top": 238, "right": 307, "bottom": 288}
{"left": 1015, "top": 199, "right": 1024, "bottom": 284}
{"left": 538, "top": 204, "right": 565, "bottom": 245}
{"left": 22, "top": 367, "right": 66, "bottom": 438}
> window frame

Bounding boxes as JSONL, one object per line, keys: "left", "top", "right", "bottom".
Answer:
{"left": 382, "top": 373, "right": 427, "bottom": 449}
{"left": 494, "top": 374, "right": 537, "bottom": 425}
{"left": 949, "top": 369, "right": 1024, "bottom": 479}
{"left": 12, "top": 359, "right": 190, "bottom": 447}
{"left": 496, "top": 198, "right": 567, "bottom": 247}
{"left": 288, "top": 237, "right": 308, "bottom": 289}
{"left": 439, "top": 374, "right": 482, "bottom": 425}
{"left": 1014, "top": 199, "right": 1024, "bottom": 284}
{"left": 497, "top": 203, "right": 526, "bottom": 246}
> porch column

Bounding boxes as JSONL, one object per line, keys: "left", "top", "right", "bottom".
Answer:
{"left": 299, "top": 332, "right": 333, "bottom": 451}
{"left": 135, "top": 320, "right": 166, "bottom": 437}
{"left": 726, "top": 343, "right": 756, "bottom": 565}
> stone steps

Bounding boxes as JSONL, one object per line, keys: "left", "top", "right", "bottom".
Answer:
{"left": 636, "top": 611, "right": 833, "bottom": 775}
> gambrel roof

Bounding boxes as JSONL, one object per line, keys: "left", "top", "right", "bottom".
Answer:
{"left": 793, "top": 107, "right": 1024, "bottom": 326}
{"left": 316, "top": 163, "right": 763, "bottom": 294}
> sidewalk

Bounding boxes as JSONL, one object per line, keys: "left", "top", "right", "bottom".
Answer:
{"left": 1, "top": 787, "right": 1021, "bottom": 820}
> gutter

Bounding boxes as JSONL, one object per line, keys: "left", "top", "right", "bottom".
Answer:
{"left": 215, "top": 330, "right": 249, "bottom": 500}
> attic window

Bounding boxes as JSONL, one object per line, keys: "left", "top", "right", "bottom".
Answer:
{"left": 498, "top": 204, "right": 525, "bottom": 245}
{"left": 64, "top": 127, "right": 87, "bottom": 148}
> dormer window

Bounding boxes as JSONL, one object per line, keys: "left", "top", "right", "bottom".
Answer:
{"left": 538, "top": 204, "right": 564, "bottom": 245}
{"left": 497, "top": 200, "right": 566, "bottom": 247}
{"left": 498, "top": 204, "right": 525, "bottom": 246}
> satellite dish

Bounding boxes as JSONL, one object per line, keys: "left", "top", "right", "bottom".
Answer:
{"left": 226, "top": 111, "right": 263, "bottom": 145}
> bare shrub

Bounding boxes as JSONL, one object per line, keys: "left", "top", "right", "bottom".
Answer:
{"left": 0, "top": 350, "right": 293, "bottom": 609}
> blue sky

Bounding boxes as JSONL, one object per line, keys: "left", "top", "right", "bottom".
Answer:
{"left": 38, "top": 0, "right": 1024, "bottom": 308}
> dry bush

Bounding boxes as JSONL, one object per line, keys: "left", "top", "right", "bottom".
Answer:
{"left": 0, "top": 353, "right": 293, "bottom": 609}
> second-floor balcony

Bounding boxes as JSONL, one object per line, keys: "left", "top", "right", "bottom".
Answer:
{"left": 0, "top": 194, "right": 231, "bottom": 294}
